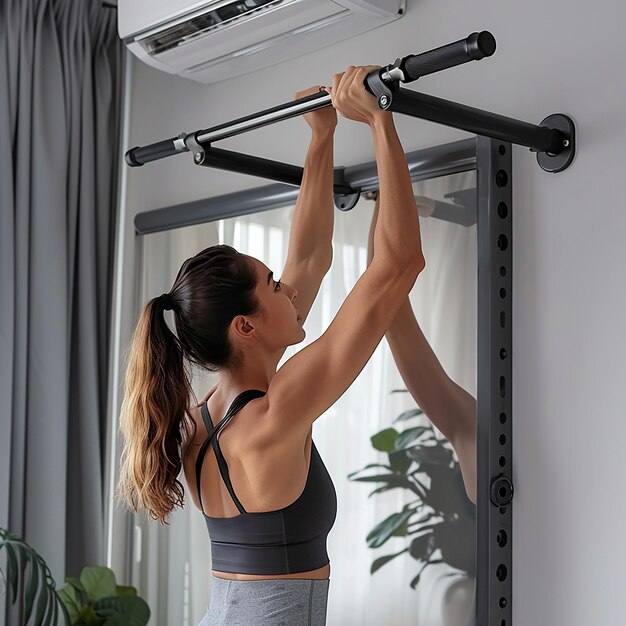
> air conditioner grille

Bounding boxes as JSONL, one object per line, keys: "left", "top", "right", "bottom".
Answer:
{"left": 140, "top": 0, "right": 288, "bottom": 55}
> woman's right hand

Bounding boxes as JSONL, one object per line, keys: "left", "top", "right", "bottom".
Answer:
{"left": 324, "top": 65, "right": 390, "bottom": 126}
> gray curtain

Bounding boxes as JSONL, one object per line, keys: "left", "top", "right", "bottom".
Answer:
{"left": 0, "top": 0, "right": 123, "bottom": 613}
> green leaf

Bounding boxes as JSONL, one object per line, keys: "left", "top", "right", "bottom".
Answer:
{"left": 346, "top": 463, "right": 392, "bottom": 479}
{"left": 93, "top": 595, "right": 150, "bottom": 626}
{"left": 78, "top": 602, "right": 100, "bottom": 624}
{"left": 392, "top": 518, "right": 409, "bottom": 537}
{"left": 388, "top": 449, "right": 412, "bottom": 475}
{"left": 389, "top": 389, "right": 410, "bottom": 394}
{"left": 5, "top": 542, "right": 19, "bottom": 604}
{"left": 409, "top": 559, "right": 444, "bottom": 589}
{"left": 406, "top": 445, "right": 454, "bottom": 467}
{"left": 115, "top": 585, "right": 137, "bottom": 597}
{"left": 393, "top": 408, "right": 425, "bottom": 423}
{"left": 395, "top": 427, "right": 434, "bottom": 449}
{"left": 371, "top": 428, "right": 400, "bottom": 452}
{"left": 370, "top": 548, "right": 409, "bottom": 574}
{"left": 24, "top": 553, "right": 39, "bottom": 624}
{"left": 58, "top": 584, "right": 82, "bottom": 624}
{"left": 65, "top": 577, "right": 89, "bottom": 606}
{"left": 409, "top": 532, "right": 436, "bottom": 561}
{"left": 432, "top": 518, "right": 477, "bottom": 575}
{"left": 350, "top": 474, "right": 414, "bottom": 494}
{"left": 35, "top": 578, "right": 52, "bottom": 625}
{"left": 366, "top": 508, "right": 415, "bottom": 548}
{"left": 80, "top": 566, "right": 117, "bottom": 602}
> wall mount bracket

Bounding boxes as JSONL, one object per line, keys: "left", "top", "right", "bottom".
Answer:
{"left": 535, "top": 114, "right": 576, "bottom": 173}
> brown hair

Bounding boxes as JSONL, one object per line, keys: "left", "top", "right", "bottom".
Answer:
{"left": 116, "top": 245, "right": 263, "bottom": 523}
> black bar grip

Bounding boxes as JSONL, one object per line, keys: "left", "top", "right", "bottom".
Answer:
{"left": 400, "top": 31, "right": 496, "bottom": 83}
{"left": 125, "top": 138, "right": 180, "bottom": 167}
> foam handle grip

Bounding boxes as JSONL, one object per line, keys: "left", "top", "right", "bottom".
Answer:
{"left": 401, "top": 31, "right": 496, "bottom": 83}
{"left": 125, "top": 138, "right": 180, "bottom": 167}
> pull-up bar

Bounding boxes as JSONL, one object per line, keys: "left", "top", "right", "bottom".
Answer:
{"left": 125, "top": 31, "right": 576, "bottom": 190}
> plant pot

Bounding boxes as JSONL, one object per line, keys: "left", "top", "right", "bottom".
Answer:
{"left": 442, "top": 575, "right": 476, "bottom": 626}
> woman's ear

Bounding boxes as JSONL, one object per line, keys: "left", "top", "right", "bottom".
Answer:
{"left": 230, "top": 315, "right": 256, "bottom": 340}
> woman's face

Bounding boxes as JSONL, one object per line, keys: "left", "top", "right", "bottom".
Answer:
{"left": 243, "top": 255, "right": 305, "bottom": 350}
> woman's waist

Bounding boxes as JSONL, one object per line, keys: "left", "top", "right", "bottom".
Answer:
{"left": 211, "top": 561, "right": 330, "bottom": 581}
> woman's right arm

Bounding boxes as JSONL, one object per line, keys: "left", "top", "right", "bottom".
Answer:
{"left": 262, "top": 66, "right": 425, "bottom": 441}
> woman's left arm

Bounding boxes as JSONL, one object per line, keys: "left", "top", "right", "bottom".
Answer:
{"left": 279, "top": 86, "right": 336, "bottom": 324}
{"left": 367, "top": 193, "right": 477, "bottom": 504}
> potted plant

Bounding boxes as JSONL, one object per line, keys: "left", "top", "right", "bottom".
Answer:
{"left": 0, "top": 527, "right": 150, "bottom": 625}
{"left": 348, "top": 390, "right": 476, "bottom": 591}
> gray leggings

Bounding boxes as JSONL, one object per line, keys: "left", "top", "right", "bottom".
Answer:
{"left": 197, "top": 575, "right": 330, "bottom": 626}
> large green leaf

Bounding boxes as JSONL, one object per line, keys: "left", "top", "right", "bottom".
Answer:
{"left": 371, "top": 428, "right": 400, "bottom": 452}
{"left": 393, "top": 408, "right": 425, "bottom": 423}
{"left": 395, "top": 427, "right": 435, "bottom": 450}
{"left": 366, "top": 508, "right": 416, "bottom": 548}
{"left": 93, "top": 595, "right": 150, "bottom": 626}
{"left": 80, "top": 566, "right": 117, "bottom": 602}
{"left": 370, "top": 548, "right": 409, "bottom": 574}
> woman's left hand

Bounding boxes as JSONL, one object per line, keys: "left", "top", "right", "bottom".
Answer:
{"left": 294, "top": 85, "right": 337, "bottom": 134}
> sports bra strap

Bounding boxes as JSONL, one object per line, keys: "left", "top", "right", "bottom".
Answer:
{"left": 195, "top": 389, "right": 267, "bottom": 516}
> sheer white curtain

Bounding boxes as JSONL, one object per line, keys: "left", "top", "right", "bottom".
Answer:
{"left": 135, "top": 170, "right": 476, "bottom": 625}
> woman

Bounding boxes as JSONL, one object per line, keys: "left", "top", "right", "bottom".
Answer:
{"left": 117, "top": 65, "right": 426, "bottom": 626}
{"left": 366, "top": 192, "right": 477, "bottom": 506}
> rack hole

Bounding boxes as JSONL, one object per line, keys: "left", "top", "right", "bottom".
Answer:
{"left": 496, "top": 170, "right": 509, "bottom": 188}
{"left": 499, "top": 412, "right": 507, "bottom": 424}
{"left": 499, "top": 434, "right": 507, "bottom": 445}
{"left": 498, "top": 202, "right": 508, "bottom": 218}
{"left": 499, "top": 456, "right": 506, "bottom": 467}
{"left": 500, "top": 348, "right": 507, "bottom": 359}
{"left": 499, "top": 145, "right": 506, "bottom": 155}
{"left": 497, "top": 529, "right": 508, "bottom": 547}
{"left": 501, "top": 621, "right": 506, "bottom": 626}
{"left": 500, "top": 266, "right": 507, "bottom": 277}
{"left": 500, "top": 311, "right": 506, "bottom": 328}
{"left": 500, "top": 376, "right": 506, "bottom": 397}
{"left": 498, "top": 234, "right": 509, "bottom": 251}
{"left": 499, "top": 597, "right": 508, "bottom": 608}
{"left": 496, "top": 564, "right": 508, "bottom": 581}
{"left": 500, "top": 507, "right": 507, "bottom": 514}
{"left": 500, "top": 288, "right": 507, "bottom": 299}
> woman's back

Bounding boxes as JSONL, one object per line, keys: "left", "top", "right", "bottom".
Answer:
{"left": 183, "top": 387, "right": 315, "bottom": 519}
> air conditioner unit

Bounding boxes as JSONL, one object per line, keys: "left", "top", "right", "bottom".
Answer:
{"left": 118, "top": 0, "right": 406, "bottom": 85}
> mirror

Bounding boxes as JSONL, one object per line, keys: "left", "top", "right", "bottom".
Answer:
{"left": 132, "top": 169, "right": 477, "bottom": 626}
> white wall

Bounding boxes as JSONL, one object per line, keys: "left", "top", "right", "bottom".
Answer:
{"left": 111, "top": 0, "right": 626, "bottom": 624}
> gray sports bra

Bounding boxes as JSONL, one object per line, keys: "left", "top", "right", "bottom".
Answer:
{"left": 194, "top": 389, "right": 337, "bottom": 575}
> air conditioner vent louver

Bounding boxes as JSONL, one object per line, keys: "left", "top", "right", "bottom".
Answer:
{"left": 142, "top": 0, "right": 285, "bottom": 55}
